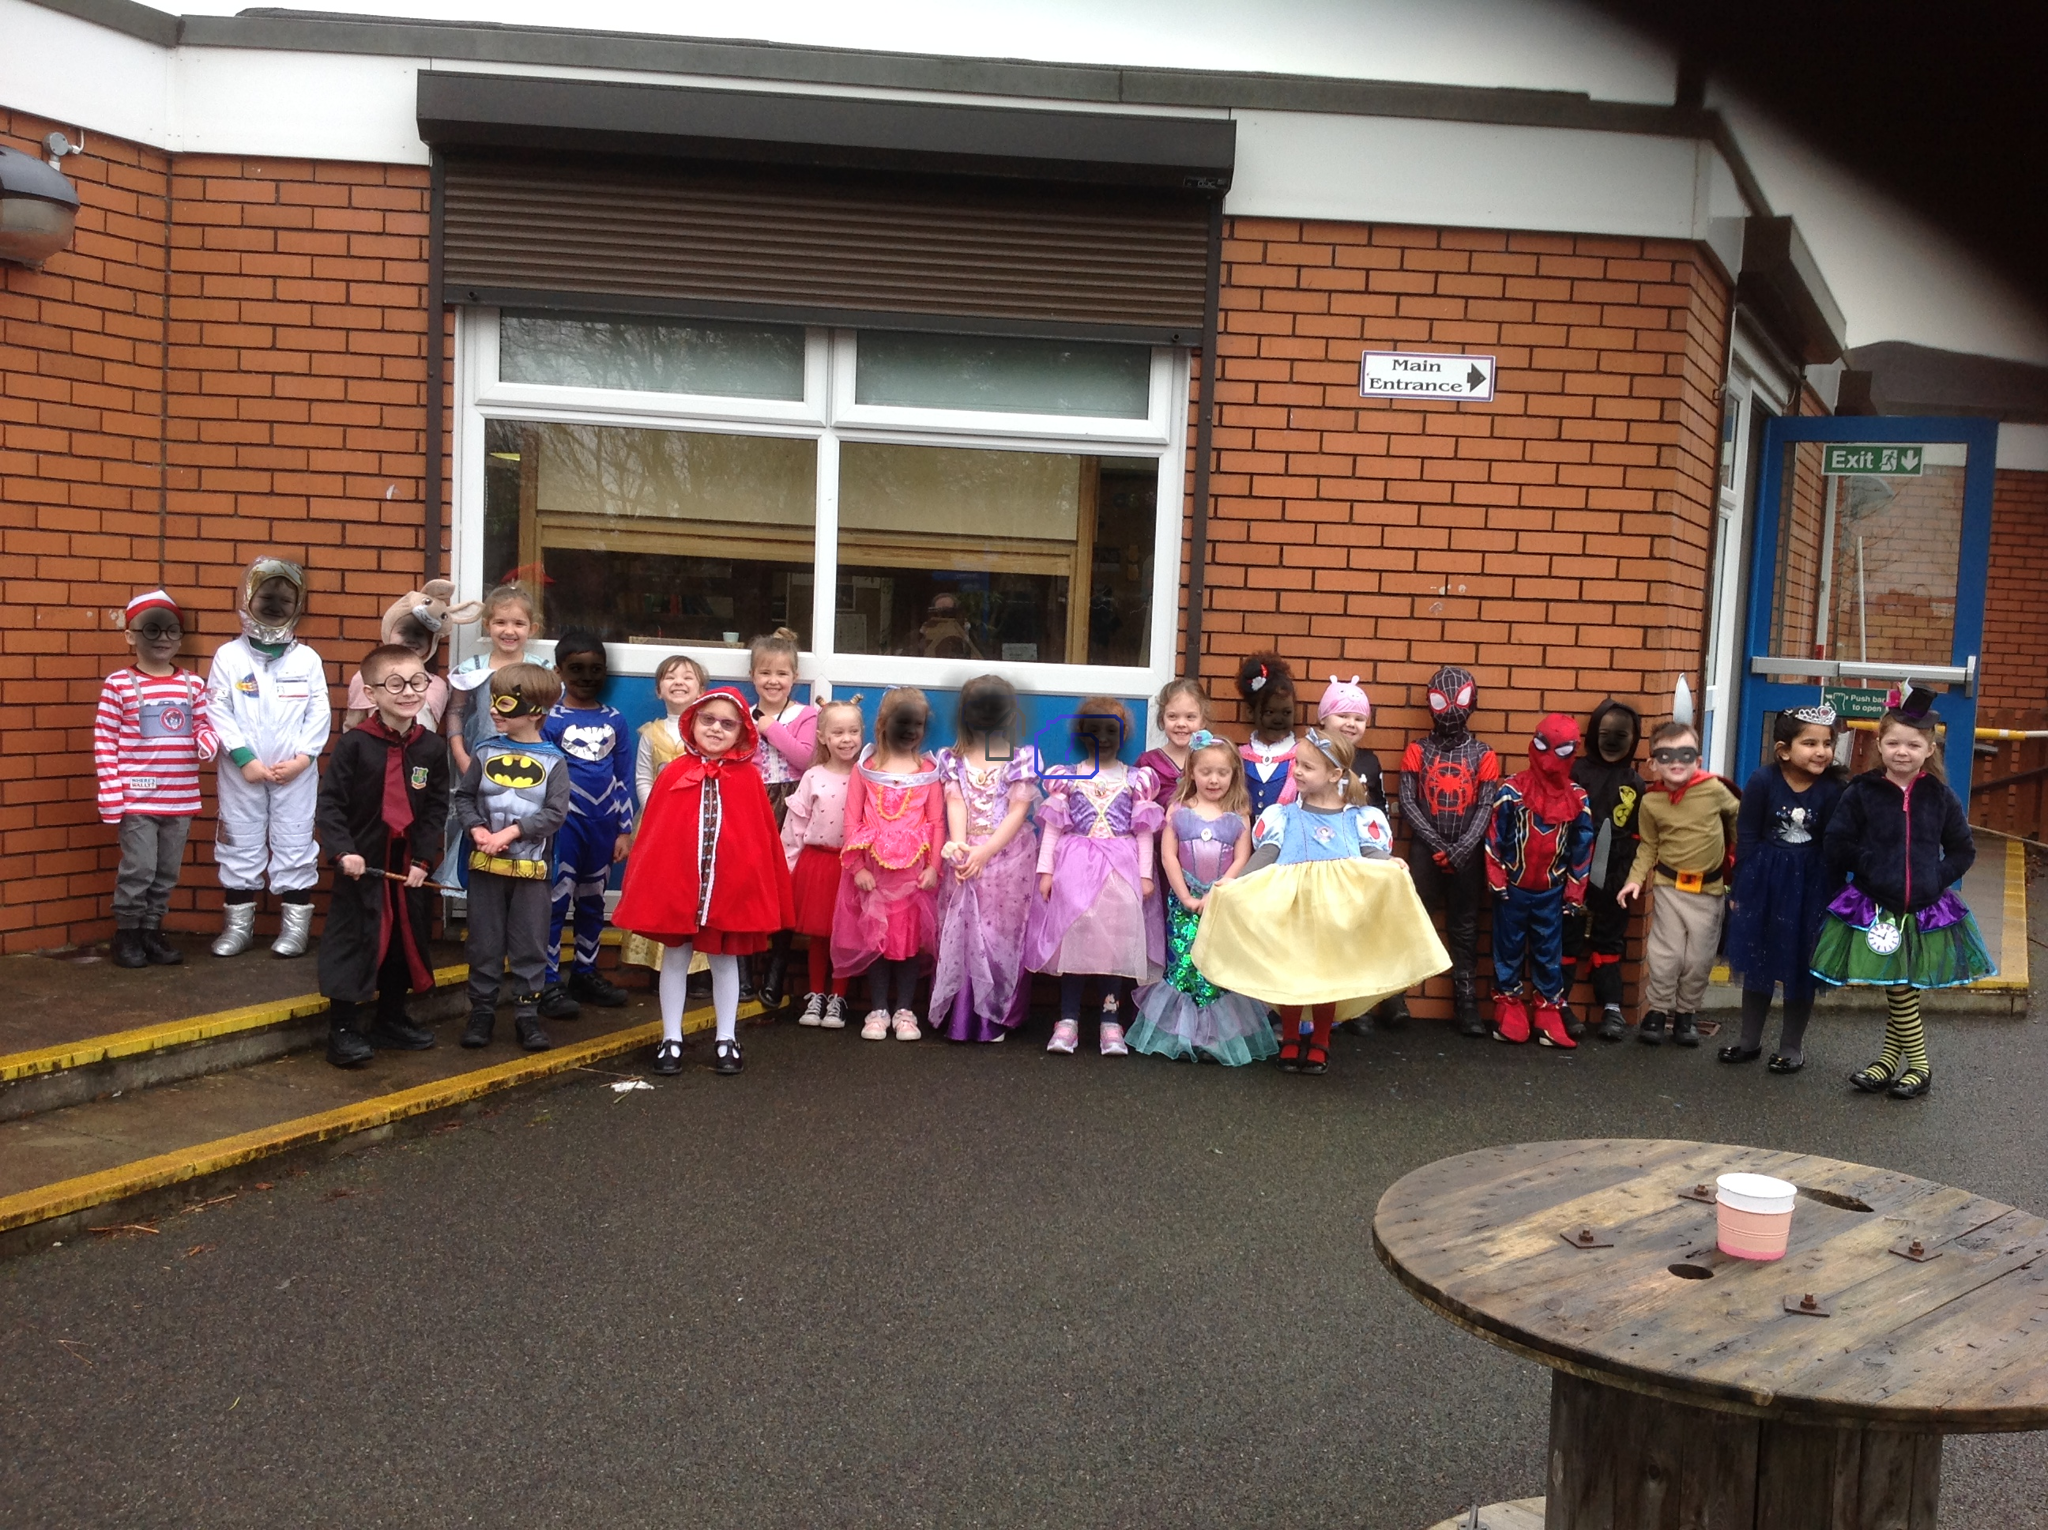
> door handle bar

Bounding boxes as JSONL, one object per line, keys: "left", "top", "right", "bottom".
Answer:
{"left": 1748, "top": 655, "right": 1977, "bottom": 697}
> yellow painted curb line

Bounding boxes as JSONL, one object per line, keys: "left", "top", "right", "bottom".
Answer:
{"left": 0, "top": 965, "right": 472, "bottom": 1085}
{"left": 0, "top": 1001, "right": 733, "bottom": 1236}
{"left": 2000, "top": 837, "right": 2029, "bottom": 992}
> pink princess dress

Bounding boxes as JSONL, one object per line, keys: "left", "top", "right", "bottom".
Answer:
{"left": 1022, "top": 762, "right": 1167, "bottom": 983}
{"left": 929, "top": 746, "right": 1041, "bottom": 1042}
{"left": 831, "top": 748, "right": 946, "bottom": 981}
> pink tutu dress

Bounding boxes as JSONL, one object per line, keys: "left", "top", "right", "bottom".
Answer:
{"left": 930, "top": 746, "right": 1041, "bottom": 1041}
{"left": 1023, "top": 763, "right": 1166, "bottom": 983}
{"left": 831, "top": 748, "right": 945, "bottom": 979}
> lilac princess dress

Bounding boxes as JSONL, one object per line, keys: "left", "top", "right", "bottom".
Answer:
{"left": 1022, "top": 763, "right": 1166, "bottom": 983}
{"left": 1128, "top": 808, "right": 1275, "bottom": 1064}
{"left": 930, "top": 746, "right": 1040, "bottom": 1041}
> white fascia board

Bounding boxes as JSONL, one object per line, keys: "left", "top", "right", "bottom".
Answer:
{"left": 1996, "top": 424, "right": 2048, "bottom": 473}
{"left": 1227, "top": 109, "right": 1742, "bottom": 244}
{"left": 0, "top": 0, "right": 171, "bottom": 146}
{"left": 147, "top": 0, "right": 1680, "bottom": 105}
{"left": 172, "top": 47, "right": 427, "bottom": 163}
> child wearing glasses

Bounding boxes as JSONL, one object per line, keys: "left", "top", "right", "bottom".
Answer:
{"left": 1616, "top": 720, "right": 1741, "bottom": 1048}
{"left": 314, "top": 643, "right": 450, "bottom": 1068}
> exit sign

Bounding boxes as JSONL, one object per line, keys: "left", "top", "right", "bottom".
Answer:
{"left": 1823, "top": 443, "right": 1925, "bottom": 476}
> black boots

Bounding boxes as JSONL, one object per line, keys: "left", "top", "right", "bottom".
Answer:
{"left": 536, "top": 983, "right": 581, "bottom": 1021}
{"left": 140, "top": 926, "right": 182, "bottom": 965}
{"left": 757, "top": 937, "right": 792, "bottom": 1016}
{"left": 1452, "top": 971, "right": 1487, "bottom": 1037}
{"left": 1637, "top": 1010, "right": 1669, "bottom": 1046}
{"left": 1670, "top": 1011, "right": 1701, "bottom": 1048}
{"left": 368, "top": 996, "right": 436, "bottom": 1051}
{"left": 461, "top": 1003, "right": 495, "bottom": 1049}
{"left": 1594, "top": 1005, "right": 1627, "bottom": 1042}
{"left": 513, "top": 992, "right": 553, "bottom": 1052}
{"left": 567, "top": 968, "right": 628, "bottom": 1007}
{"left": 112, "top": 927, "right": 149, "bottom": 969}
{"left": 326, "top": 1002, "right": 374, "bottom": 1068}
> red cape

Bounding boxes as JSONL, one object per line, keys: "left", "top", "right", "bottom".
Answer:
{"left": 613, "top": 689, "right": 795, "bottom": 944}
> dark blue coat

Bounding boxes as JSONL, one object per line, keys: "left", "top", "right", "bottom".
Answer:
{"left": 1822, "top": 769, "right": 1974, "bottom": 915}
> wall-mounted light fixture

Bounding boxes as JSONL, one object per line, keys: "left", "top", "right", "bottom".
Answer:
{"left": 0, "top": 144, "right": 81, "bottom": 269}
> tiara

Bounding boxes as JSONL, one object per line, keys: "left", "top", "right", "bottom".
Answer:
{"left": 1784, "top": 702, "right": 1837, "bottom": 727}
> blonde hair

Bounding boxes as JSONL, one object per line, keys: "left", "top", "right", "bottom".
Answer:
{"left": 482, "top": 583, "right": 536, "bottom": 623}
{"left": 654, "top": 653, "right": 707, "bottom": 691}
{"left": 1300, "top": 729, "right": 1372, "bottom": 807}
{"left": 1154, "top": 677, "right": 1209, "bottom": 723}
{"left": 1877, "top": 708, "right": 1947, "bottom": 782}
{"left": 749, "top": 626, "right": 801, "bottom": 673}
{"left": 811, "top": 696, "right": 866, "bottom": 765}
{"left": 1173, "top": 737, "right": 1250, "bottom": 818}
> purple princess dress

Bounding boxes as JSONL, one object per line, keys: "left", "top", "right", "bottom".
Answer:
{"left": 1023, "top": 763, "right": 1166, "bottom": 983}
{"left": 930, "top": 746, "right": 1041, "bottom": 1042}
{"left": 1128, "top": 808, "right": 1276, "bottom": 1065}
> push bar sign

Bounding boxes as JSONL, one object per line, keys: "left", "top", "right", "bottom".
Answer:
{"left": 1359, "top": 350, "right": 1495, "bottom": 402}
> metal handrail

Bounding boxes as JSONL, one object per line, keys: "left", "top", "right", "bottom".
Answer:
{"left": 1748, "top": 654, "right": 1977, "bottom": 695}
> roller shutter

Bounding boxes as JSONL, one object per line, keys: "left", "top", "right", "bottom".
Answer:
{"left": 442, "top": 154, "right": 1212, "bottom": 343}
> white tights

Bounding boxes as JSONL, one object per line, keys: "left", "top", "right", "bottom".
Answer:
{"left": 658, "top": 946, "right": 741, "bottom": 1044}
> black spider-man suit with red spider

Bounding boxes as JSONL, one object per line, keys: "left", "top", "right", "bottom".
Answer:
{"left": 1398, "top": 666, "right": 1500, "bottom": 1033}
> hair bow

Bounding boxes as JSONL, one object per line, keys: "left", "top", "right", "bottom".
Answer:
{"left": 1189, "top": 729, "right": 1224, "bottom": 750}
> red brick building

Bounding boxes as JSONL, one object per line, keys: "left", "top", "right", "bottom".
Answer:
{"left": 4, "top": 3, "right": 2044, "bottom": 1020}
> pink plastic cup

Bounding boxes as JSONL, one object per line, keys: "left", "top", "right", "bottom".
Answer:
{"left": 1716, "top": 1173, "right": 1798, "bottom": 1259}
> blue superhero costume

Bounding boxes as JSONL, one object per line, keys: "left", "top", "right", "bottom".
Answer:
{"left": 542, "top": 701, "right": 635, "bottom": 983}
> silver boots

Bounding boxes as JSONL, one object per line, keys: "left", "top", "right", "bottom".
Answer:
{"left": 272, "top": 900, "right": 315, "bottom": 958}
{"left": 212, "top": 901, "right": 257, "bottom": 957}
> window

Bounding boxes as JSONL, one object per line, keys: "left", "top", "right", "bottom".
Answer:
{"left": 458, "top": 313, "right": 1182, "bottom": 694}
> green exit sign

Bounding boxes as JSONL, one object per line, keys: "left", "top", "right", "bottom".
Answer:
{"left": 1823, "top": 443, "right": 1925, "bottom": 476}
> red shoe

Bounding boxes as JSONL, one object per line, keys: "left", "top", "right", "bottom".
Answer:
{"left": 1492, "top": 992, "right": 1531, "bottom": 1044}
{"left": 1533, "top": 999, "right": 1577, "bottom": 1050}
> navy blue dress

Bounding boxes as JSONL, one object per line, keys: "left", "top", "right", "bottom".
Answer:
{"left": 1724, "top": 766, "right": 1845, "bottom": 1002}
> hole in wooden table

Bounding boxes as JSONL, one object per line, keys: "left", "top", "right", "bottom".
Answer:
{"left": 1668, "top": 1262, "right": 1715, "bottom": 1280}
{"left": 1797, "top": 1186, "right": 1874, "bottom": 1213}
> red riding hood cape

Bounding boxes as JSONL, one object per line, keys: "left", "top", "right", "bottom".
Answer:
{"left": 612, "top": 688, "right": 795, "bottom": 946}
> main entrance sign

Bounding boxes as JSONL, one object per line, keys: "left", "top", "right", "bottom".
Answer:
{"left": 1358, "top": 350, "right": 1495, "bottom": 402}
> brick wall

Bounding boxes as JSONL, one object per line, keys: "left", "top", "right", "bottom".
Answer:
{"left": 1978, "top": 467, "right": 2048, "bottom": 730}
{"left": 1, "top": 111, "right": 432, "bottom": 952}
{"left": 1195, "top": 219, "right": 1731, "bottom": 1015}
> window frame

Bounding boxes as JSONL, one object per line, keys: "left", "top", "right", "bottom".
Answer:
{"left": 452, "top": 307, "right": 1187, "bottom": 702}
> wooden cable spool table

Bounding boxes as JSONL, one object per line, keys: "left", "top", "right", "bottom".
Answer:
{"left": 1374, "top": 1140, "right": 2048, "bottom": 1529}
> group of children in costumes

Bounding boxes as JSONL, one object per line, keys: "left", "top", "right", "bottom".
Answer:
{"left": 92, "top": 567, "right": 1995, "bottom": 1098}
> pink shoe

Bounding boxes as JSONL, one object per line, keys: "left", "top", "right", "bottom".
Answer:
{"left": 860, "top": 1010, "right": 890, "bottom": 1041}
{"left": 1099, "top": 1021, "right": 1128, "bottom": 1056}
{"left": 1046, "top": 1019, "right": 1080, "bottom": 1054}
{"left": 892, "top": 1010, "right": 921, "bottom": 1042}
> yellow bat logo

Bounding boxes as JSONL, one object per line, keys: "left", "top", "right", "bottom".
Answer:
{"left": 484, "top": 753, "right": 547, "bottom": 790}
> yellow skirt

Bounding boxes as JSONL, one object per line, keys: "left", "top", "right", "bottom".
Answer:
{"left": 1191, "top": 858, "right": 1450, "bottom": 1015}
{"left": 619, "top": 931, "right": 710, "bottom": 976}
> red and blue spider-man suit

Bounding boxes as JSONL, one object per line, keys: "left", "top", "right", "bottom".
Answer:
{"left": 1485, "top": 713, "right": 1595, "bottom": 1048}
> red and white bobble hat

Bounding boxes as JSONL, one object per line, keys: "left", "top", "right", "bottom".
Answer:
{"left": 123, "top": 589, "right": 183, "bottom": 626}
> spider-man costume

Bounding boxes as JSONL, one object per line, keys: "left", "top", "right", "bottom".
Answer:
{"left": 1485, "top": 713, "right": 1595, "bottom": 1048}
{"left": 1398, "top": 666, "right": 1500, "bottom": 1032}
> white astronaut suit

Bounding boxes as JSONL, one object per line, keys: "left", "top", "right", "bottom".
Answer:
{"left": 207, "top": 559, "right": 330, "bottom": 955}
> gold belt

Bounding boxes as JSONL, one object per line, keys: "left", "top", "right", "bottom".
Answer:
{"left": 469, "top": 851, "right": 549, "bottom": 879}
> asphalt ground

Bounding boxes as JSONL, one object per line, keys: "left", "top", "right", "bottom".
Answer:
{"left": 5, "top": 941, "right": 2048, "bottom": 1526}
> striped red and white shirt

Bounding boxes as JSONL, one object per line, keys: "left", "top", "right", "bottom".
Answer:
{"left": 94, "top": 667, "right": 220, "bottom": 821}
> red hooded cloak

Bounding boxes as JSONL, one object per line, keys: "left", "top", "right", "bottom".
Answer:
{"left": 613, "top": 688, "right": 795, "bottom": 950}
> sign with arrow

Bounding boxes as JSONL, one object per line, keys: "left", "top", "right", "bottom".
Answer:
{"left": 1359, "top": 350, "right": 1496, "bottom": 402}
{"left": 1823, "top": 443, "right": 1925, "bottom": 476}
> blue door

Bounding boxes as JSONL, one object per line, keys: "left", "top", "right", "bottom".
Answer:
{"left": 1737, "top": 416, "right": 1998, "bottom": 790}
